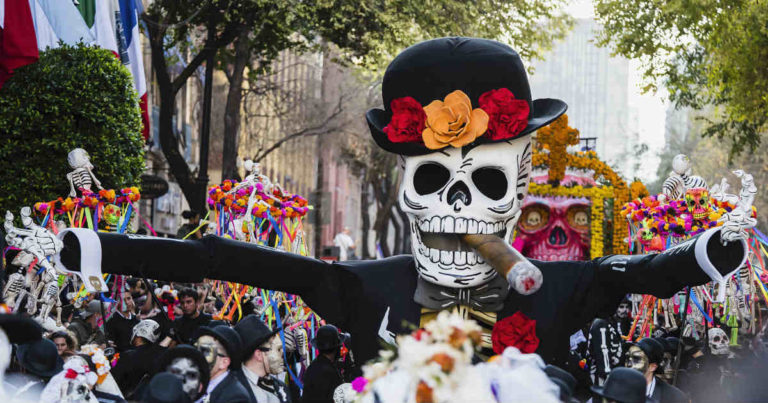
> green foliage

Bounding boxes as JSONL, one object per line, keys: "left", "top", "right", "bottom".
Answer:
{"left": 594, "top": 0, "right": 768, "bottom": 157}
{"left": 0, "top": 43, "right": 145, "bottom": 214}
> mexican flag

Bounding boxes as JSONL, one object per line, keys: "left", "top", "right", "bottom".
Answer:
{"left": 0, "top": 0, "right": 39, "bottom": 88}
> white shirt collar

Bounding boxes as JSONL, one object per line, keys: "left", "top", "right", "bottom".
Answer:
{"left": 646, "top": 376, "right": 656, "bottom": 397}
{"left": 207, "top": 370, "right": 229, "bottom": 394}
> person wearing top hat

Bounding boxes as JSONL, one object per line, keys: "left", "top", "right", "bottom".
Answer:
{"left": 155, "top": 344, "right": 211, "bottom": 401}
{"left": 625, "top": 338, "right": 688, "bottom": 403}
{"left": 193, "top": 324, "right": 251, "bottom": 403}
{"left": 233, "top": 315, "right": 290, "bottom": 403}
{"left": 57, "top": 37, "right": 754, "bottom": 369}
{"left": 591, "top": 367, "right": 655, "bottom": 403}
{"left": 7, "top": 337, "right": 63, "bottom": 402}
{"left": 302, "top": 325, "right": 344, "bottom": 403}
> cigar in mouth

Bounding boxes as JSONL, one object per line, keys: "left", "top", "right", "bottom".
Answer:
{"left": 461, "top": 234, "right": 542, "bottom": 295}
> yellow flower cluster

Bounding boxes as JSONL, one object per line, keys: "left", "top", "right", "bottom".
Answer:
{"left": 630, "top": 181, "right": 649, "bottom": 200}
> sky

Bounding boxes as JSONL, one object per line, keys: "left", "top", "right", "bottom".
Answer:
{"left": 564, "top": 0, "right": 668, "bottom": 183}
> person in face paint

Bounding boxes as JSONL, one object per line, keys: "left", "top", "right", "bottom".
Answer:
{"left": 193, "top": 325, "right": 251, "bottom": 403}
{"left": 157, "top": 344, "right": 211, "bottom": 401}
{"left": 589, "top": 297, "right": 632, "bottom": 386}
{"left": 625, "top": 338, "right": 688, "bottom": 403}
{"left": 233, "top": 315, "right": 291, "bottom": 403}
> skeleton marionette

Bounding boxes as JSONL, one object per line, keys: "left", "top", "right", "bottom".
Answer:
{"left": 66, "top": 148, "right": 103, "bottom": 198}
{"left": 660, "top": 154, "right": 708, "bottom": 202}
{"left": 56, "top": 37, "right": 757, "bottom": 365}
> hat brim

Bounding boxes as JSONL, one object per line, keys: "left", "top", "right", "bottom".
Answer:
{"left": 310, "top": 335, "right": 343, "bottom": 351}
{"left": 590, "top": 386, "right": 657, "bottom": 403}
{"left": 16, "top": 343, "right": 64, "bottom": 378}
{"left": 367, "top": 98, "right": 567, "bottom": 156}
{"left": 0, "top": 315, "right": 42, "bottom": 344}
{"left": 244, "top": 327, "right": 282, "bottom": 357}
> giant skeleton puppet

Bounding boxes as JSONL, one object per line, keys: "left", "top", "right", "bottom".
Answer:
{"left": 53, "top": 38, "right": 755, "bottom": 365}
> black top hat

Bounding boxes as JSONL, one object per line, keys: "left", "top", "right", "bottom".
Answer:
{"left": 156, "top": 344, "right": 210, "bottom": 399}
{"left": 194, "top": 325, "right": 243, "bottom": 366}
{"left": 366, "top": 37, "right": 567, "bottom": 156}
{"left": 591, "top": 368, "right": 656, "bottom": 403}
{"left": 311, "top": 325, "right": 342, "bottom": 352}
{"left": 144, "top": 372, "right": 192, "bottom": 403}
{"left": 0, "top": 315, "right": 42, "bottom": 345}
{"left": 16, "top": 338, "right": 64, "bottom": 378}
{"left": 630, "top": 338, "right": 664, "bottom": 364}
{"left": 664, "top": 337, "right": 681, "bottom": 354}
{"left": 544, "top": 364, "right": 577, "bottom": 402}
{"left": 234, "top": 314, "right": 280, "bottom": 360}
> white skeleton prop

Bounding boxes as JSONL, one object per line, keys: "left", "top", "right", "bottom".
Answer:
{"left": 708, "top": 327, "right": 731, "bottom": 356}
{"left": 660, "top": 154, "right": 708, "bottom": 202}
{"left": 66, "top": 148, "right": 103, "bottom": 198}
{"left": 34, "top": 268, "right": 62, "bottom": 327}
{"left": 232, "top": 159, "right": 283, "bottom": 242}
{"left": 400, "top": 138, "right": 542, "bottom": 292}
{"left": 717, "top": 170, "right": 758, "bottom": 244}
{"left": 3, "top": 271, "right": 25, "bottom": 310}
{"left": 4, "top": 208, "right": 62, "bottom": 276}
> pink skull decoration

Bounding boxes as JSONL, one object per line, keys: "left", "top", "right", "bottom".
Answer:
{"left": 515, "top": 196, "right": 591, "bottom": 261}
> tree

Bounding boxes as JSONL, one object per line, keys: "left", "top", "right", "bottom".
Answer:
{"left": 594, "top": 0, "right": 768, "bottom": 157}
{"left": 146, "top": 0, "right": 574, "bottom": 211}
{"left": 0, "top": 43, "right": 145, "bottom": 215}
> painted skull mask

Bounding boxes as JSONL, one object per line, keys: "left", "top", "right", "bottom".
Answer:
{"left": 625, "top": 345, "right": 649, "bottom": 373}
{"left": 685, "top": 188, "right": 710, "bottom": 220}
{"left": 400, "top": 139, "right": 532, "bottom": 288}
{"left": 168, "top": 357, "right": 202, "bottom": 399}
{"left": 516, "top": 196, "right": 590, "bottom": 261}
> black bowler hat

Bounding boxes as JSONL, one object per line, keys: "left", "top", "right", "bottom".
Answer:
{"left": 16, "top": 338, "right": 64, "bottom": 378}
{"left": 591, "top": 367, "right": 656, "bottom": 403}
{"left": 0, "top": 314, "right": 42, "bottom": 344}
{"left": 311, "top": 325, "right": 342, "bottom": 352}
{"left": 234, "top": 314, "right": 280, "bottom": 359}
{"left": 156, "top": 345, "right": 210, "bottom": 400}
{"left": 664, "top": 337, "right": 680, "bottom": 354}
{"left": 144, "top": 372, "right": 192, "bottom": 403}
{"left": 544, "top": 364, "right": 578, "bottom": 402}
{"left": 366, "top": 37, "right": 567, "bottom": 156}
{"left": 630, "top": 338, "right": 664, "bottom": 364}
{"left": 194, "top": 325, "right": 243, "bottom": 366}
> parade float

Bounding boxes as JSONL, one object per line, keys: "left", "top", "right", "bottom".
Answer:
{"left": 621, "top": 154, "right": 768, "bottom": 351}
{"left": 514, "top": 114, "right": 648, "bottom": 261}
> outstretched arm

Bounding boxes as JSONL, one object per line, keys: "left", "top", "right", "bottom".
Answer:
{"left": 57, "top": 230, "right": 345, "bottom": 321}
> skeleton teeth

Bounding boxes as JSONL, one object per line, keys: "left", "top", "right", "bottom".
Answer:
{"left": 430, "top": 217, "right": 440, "bottom": 232}
{"left": 441, "top": 217, "right": 455, "bottom": 233}
{"left": 430, "top": 248, "right": 440, "bottom": 262}
{"left": 477, "top": 256, "right": 485, "bottom": 264}
{"left": 455, "top": 218, "right": 467, "bottom": 233}
{"left": 467, "top": 252, "right": 477, "bottom": 264}
{"left": 467, "top": 219, "right": 478, "bottom": 234}
{"left": 440, "top": 250, "right": 452, "bottom": 264}
{"left": 478, "top": 221, "right": 487, "bottom": 234}
{"left": 419, "top": 220, "right": 429, "bottom": 232}
{"left": 454, "top": 251, "right": 466, "bottom": 265}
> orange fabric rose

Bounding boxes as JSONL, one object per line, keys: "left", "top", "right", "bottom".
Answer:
{"left": 422, "top": 90, "right": 488, "bottom": 149}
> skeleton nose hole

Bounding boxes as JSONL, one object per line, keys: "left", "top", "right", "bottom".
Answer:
{"left": 446, "top": 181, "right": 471, "bottom": 207}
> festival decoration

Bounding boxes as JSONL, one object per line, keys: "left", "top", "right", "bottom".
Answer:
{"left": 515, "top": 115, "right": 630, "bottom": 260}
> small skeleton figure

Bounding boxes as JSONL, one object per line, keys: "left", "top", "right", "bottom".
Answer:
{"left": 66, "top": 148, "right": 103, "bottom": 197}
{"left": 3, "top": 268, "right": 25, "bottom": 310}
{"left": 718, "top": 170, "right": 758, "bottom": 244}
{"left": 660, "top": 154, "right": 708, "bottom": 201}
{"left": 4, "top": 208, "right": 62, "bottom": 276}
{"left": 34, "top": 269, "right": 62, "bottom": 326}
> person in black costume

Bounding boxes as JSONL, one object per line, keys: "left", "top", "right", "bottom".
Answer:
{"left": 302, "top": 325, "right": 344, "bottom": 403}
{"left": 625, "top": 338, "right": 688, "bottom": 403}
{"left": 56, "top": 37, "right": 754, "bottom": 370}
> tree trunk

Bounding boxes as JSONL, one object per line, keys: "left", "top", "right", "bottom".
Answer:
{"left": 360, "top": 181, "right": 371, "bottom": 259}
{"left": 371, "top": 170, "right": 401, "bottom": 257}
{"left": 222, "top": 28, "right": 249, "bottom": 180}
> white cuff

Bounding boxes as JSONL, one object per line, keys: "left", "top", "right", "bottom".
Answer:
{"left": 694, "top": 227, "right": 747, "bottom": 283}
{"left": 53, "top": 228, "right": 108, "bottom": 292}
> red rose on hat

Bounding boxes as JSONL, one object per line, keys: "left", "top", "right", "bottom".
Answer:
{"left": 479, "top": 88, "right": 530, "bottom": 140}
{"left": 384, "top": 96, "right": 426, "bottom": 143}
{"left": 491, "top": 311, "right": 539, "bottom": 354}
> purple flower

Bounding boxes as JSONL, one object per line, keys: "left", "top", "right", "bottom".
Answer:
{"left": 351, "top": 377, "right": 368, "bottom": 393}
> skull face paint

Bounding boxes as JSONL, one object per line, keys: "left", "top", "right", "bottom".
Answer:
{"left": 625, "top": 346, "right": 649, "bottom": 373}
{"left": 516, "top": 196, "right": 590, "bottom": 261}
{"left": 195, "top": 335, "right": 223, "bottom": 370}
{"left": 660, "top": 352, "right": 674, "bottom": 381}
{"left": 399, "top": 139, "right": 532, "bottom": 287}
{"left": 685, "top": 188, "right": 710, "bottom": 220}
{"left": 264, "top": 335, "right": 285, "bottom": 375}
{"left": 168, "top": 357, "right": 201, "bottom": 399}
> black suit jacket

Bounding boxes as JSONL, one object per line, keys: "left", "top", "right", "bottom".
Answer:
{"left": 59, "top": 228, "right": 744, "bottom": 366}
{"left": 651, "top": 378, "right": 689, "bottom": 403}
{"left": 301, "top": 355, "right": 343, "bottom": 403}
{"left": 209, "top": 372, "right": 252, "bottom": 403}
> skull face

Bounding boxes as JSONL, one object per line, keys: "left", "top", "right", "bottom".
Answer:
{"left": 709, "top": 327, "right": 730, "bottom": 355}
{"left": 672, "top": 154, "right": 691, "bottom": 176}
{"left": 400, "top": 139, "right": 532, "bottom": 288}
{"left": 625, "top": 346, "right": 649, "bottom": 373}
{"left": 168, "top": 357, "right": 202, "bottom": 399}
{"left": 516, "top": 196, "right": 590, "bottom": 261}
{"left": 685, "top": 188, "right": 710, "bottom": 220}
{"left": 67, "top": 148, "right": 92, "bottom": 169}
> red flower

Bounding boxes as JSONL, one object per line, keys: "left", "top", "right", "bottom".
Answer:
{"left": 64, "top": 369, "right": 78, "bottom": 379}
{"left": 478, "top": 88, "right": 530, "bottom": 140}
{"left": 384, "top": 96, "right": 426, "bottom": 143}
{"left": 491, "top": 311, "right": 539, "bottom": 354}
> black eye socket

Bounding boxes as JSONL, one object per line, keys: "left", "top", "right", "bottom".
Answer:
{"left": 414, "top": 163, "right": 450, "bottom": 195}
{"left": 471, "top": 167, "right": 507, "bottom": 200}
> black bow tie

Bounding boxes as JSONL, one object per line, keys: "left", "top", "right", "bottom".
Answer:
{"left": 413, "top": 274, "right": 509, "bottom": 312}
{"left": 257, "top": 376, "right": 276, "bottom": 393}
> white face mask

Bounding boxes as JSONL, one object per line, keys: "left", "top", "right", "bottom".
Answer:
{"left": 399, "top": 139, "right": 532, "bottom": 288}
{"left": 168, "top": 357, "right": 201, "bottom": 398}
{"left": 265, "top": 336, "right": 285, "bottom": 375}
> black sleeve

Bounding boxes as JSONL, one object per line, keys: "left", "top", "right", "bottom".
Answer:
{"left": 59, "top": 231, "right": 347, "bottom": 324}
{"left": 593, "top": 227, "right": 745, "bottom": 299}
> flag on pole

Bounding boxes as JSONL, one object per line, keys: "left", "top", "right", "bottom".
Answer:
{"left": 118, "top": 0, "right": 149, "bottom": 141}
{"left": 76, "top": 0, "right": 120, "bottom": 55}
{"left": 0, "top": 0, "right": 39, "bottom": 88}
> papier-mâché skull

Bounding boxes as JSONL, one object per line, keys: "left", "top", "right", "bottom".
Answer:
{"left": 400, "top": 138, "right": 531, "bottom": 288}
{"left": 708, "top": 327, "right": 730, "bottom": 356}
